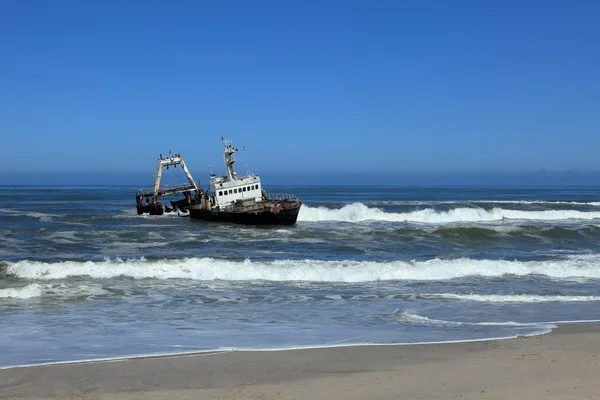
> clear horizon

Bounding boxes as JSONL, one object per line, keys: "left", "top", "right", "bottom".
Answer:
{"left": 2, "top": 169, "right": 600, "bottom": 187}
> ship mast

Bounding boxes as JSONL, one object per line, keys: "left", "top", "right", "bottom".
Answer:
{"left": 152, "top": 151, "right": 198, "bottom": 202}
{"left": 221, "top": 137, "right": 238, "bottom": 181}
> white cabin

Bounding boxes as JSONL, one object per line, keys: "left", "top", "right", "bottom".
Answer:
{"left": 208, "top": 138, "right": 264, "bottom": 207}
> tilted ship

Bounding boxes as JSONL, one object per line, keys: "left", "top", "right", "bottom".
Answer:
{"left": 135, "top": 152, "right": 201, "bottom": 216}
{"left": 135, "top": 138, "right": 302, "bottom": 225}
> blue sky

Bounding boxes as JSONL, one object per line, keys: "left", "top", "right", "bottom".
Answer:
{"left": 1, "top": 0, "right": 599, "bottom": 185}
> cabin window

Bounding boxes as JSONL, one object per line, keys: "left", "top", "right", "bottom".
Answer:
{"left": 234, "top": 189, "right": 237, "bottom": 193}
{"left": 229, "top": 190, "right": 232, "bottom": 194}
{"left": 219, "top": 191, "right": 223, "bottom": 196}
{"left": 251, "top": 185, "right": 255, "bottom": 190}
{"left": 243, "top": 187, "right": 246, "bottom": 192}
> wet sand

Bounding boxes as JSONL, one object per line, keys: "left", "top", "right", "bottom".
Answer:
{"left": 1, "top": 324, "right": 599, "bottom": 400}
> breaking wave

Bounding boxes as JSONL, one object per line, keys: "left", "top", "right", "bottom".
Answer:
{"left": 5, "top": 255, "right": 600, "bottom": 282}
{"left": 369, "top": 200, "right": 600, "bottom": 207}
{"left": 298, "top": 203, "right": 600, "bottom": 223}
{"left": 388, "top": 311, "right": 550, "bottom": 328}
{"left": 0, "top": 284, "right": 43, "bottom": 299}
{"left": 419, "top": 294, "right": 600, "bottom": 303}
{"left": 0, "top": 283, "right": 108, "bottom": 300}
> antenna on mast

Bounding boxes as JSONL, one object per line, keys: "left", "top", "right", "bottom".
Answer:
{"left": 243, "top": 145, "right": 248, "bottom": 175}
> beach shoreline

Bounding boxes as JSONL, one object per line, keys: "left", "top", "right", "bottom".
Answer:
{"left": 1, "top": 324, "right": 599, "bottom": 400}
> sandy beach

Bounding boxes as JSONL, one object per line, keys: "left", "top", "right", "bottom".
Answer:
{"left": 0, "top": 324, "right": 598, "bottom": 400}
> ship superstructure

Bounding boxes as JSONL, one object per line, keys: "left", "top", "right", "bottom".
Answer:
{"left": 205, "top": 138, "right": 264, "bottom": 208}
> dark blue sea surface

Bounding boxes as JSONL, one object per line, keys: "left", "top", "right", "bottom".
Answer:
{"left": 2, "top": 185, "right": 600, "bottom": 367}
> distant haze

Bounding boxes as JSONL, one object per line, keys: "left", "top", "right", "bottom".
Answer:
{"left": 2, "top": 170, "right": 599, "bottom": 187}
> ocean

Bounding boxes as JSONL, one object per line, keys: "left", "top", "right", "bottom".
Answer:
{"left": 1, "top": 185, "right": 600, "bottom": 368}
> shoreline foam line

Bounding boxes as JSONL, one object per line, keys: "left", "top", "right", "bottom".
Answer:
{"left": 4, "top": 320, "right": 598, "bottom": 370}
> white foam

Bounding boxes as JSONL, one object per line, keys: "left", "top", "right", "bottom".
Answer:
{"left": 181, "top": 293, "right": 600, "bottom": 304}
{"left": 43, "top": 283, "right": 109, "bottom": 298}
{"left": 539, "top": 319, "right": 600, "bottom": 324}
{"left": 371, "top": 200, "right": 600, "bottom": 206}
{"left": 0, "top": 210, "right": 64, "bottom": 222}
{"left": 46, "top": 231, "right": 80, "bottom": 243}
{"left": 425, "top": 294, "right": 600, "bottom": 303}
{"left": 0, "top": 284, "right": 43, "bottom": 299}
{"left": 393, "top": 310, "right": 447, "bottom": 324}
{"left": 391, "top": 310, "right": 547, "bottom": 327}
{"left": 6, "top": 255, "right": 600, "bottom": 282}
{"left": 0, "top": 283, "right": 108, "bottom": 300}
{"left": 567, "top": 253, "right": 600, "bottom": 261}
{"left": 298, "top": 203, "right": 600, "bottom": 223}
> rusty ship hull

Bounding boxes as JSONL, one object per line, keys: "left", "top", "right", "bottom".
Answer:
{"left": 188, "top": 200, "right": 301, "bottom": 225}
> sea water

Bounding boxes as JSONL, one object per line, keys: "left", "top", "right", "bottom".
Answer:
{"left": 1, "top": 185, "right": 600, "bottom": 367}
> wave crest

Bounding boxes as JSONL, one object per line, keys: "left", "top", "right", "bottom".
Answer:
{"left": 0, "top": 284, "right": 43, "bottom": 299}
{"left": 6, "top": 255, "right": 600, "bottom": 282}
{"left": 298, "top": 203, "right": 600, "bottom": 223}
{"left": 419, "top": 293, "right": 600, "bottom": 303}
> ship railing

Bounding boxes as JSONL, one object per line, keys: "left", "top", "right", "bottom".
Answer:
{"left": 236, "top": 172, "right": 257, "bottom": 180}
{"left": 265, "top": 193, "right": 300, "bottom": 202}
